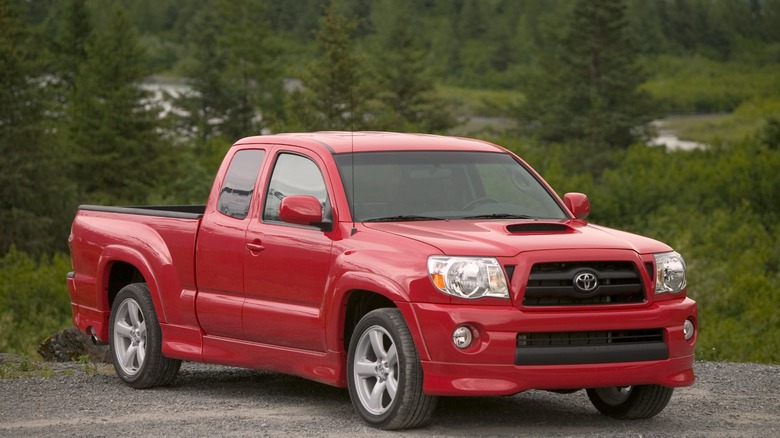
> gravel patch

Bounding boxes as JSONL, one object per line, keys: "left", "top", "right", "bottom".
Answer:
{"left": 0, "top": 359, "right": 778, "bottom": 437}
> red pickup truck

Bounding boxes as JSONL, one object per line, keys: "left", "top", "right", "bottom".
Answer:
{"left": 67, "top": 132, "right": 697, "bottom": 429}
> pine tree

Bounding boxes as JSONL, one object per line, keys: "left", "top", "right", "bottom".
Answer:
{"left": 369, "top": 0, "right": 456, "bottom": 133}
{"left": 177, "top": 0, "right": 283, "bottom": 140}
{"left": 215, "top": 0, "right": 283, "bottom": 137}
{"left": 0, "top": 0, "right": 76, "bottom": 255}
{"left": 266, "top": 0, "right": 324, "bottom": 40}
{"left": 428, "top": 16, "right": 463, "bottom": 82}
{"left": 67, "top": 7, "right": 166, "bottom": 205}
{"left": 516, "top": 0, "right": 655, "bottom": 160}
{"left": 37, "top": 0, "right": 93, "bottom": 134}
{"left": 285, "top": 1, "right": 375, "bottom": 131}
{"left": 625, "top": 0, "right": 672, "bottom": 55}
{"left": 763, "top": 0, "right": 780, "bottom": 44}
{"left": 49, "top": 0, "right": 91, "bottom": 91}
{"left": 175, "top": 6, "right": 231, "bottom": 143}
{"left": 458, "top": 0, "right": 488, "bottom": 40}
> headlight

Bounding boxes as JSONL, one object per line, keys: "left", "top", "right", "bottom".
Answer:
{"left": 428, "top": 256, "right": 509, "bottom": 299}
{"left": 654, "top": 251, "right": 687, "bottom": 294}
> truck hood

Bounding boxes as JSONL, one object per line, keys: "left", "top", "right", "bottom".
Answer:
{"left": 362, "top": 220, "right": 672, "bottom": 257}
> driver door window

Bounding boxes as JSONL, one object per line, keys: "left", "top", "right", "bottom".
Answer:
{"left": 263, "top": 153, "right": 328, "bottom": 222}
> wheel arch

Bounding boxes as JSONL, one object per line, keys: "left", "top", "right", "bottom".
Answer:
{"left": 343, "top": 290, "right": 396, "bottom": 352}
{"left": 326, "top": 272, "right": 430, "bottom": 365}
{"left": 94, "top": 245, "right": 164, "bottom": 341}
{"left": 106, "top": 261, "right": 146, "bottom": 310}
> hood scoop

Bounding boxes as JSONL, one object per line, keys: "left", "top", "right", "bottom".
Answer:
{"left": 506, "top": 222, "right": 572, "bottom": 234}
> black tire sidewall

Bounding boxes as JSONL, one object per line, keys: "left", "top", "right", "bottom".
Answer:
{"left": 587, "top": 385, "right": 674, "bottom": 419}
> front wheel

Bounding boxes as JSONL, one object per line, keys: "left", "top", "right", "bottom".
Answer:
{"left": 347, "top": 308, "right": 437, "bottom": 430}
{"left": 586, "top": 385, "right": 674, "bottom": 419}
{"left": 109, "top": 283, "right": 181, "bottom": 388}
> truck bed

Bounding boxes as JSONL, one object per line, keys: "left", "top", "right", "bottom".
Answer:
{"left": 68, "top": 204, "right": 205, "bottom": 343}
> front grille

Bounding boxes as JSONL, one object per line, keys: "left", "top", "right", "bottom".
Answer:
{"left": 515, "top": 329, "right": 668, "bottom": 365}
{"left": 524, "top": 261, "right": 644, "bottom": 306}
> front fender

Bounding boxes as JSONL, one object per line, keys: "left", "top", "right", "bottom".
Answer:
{"left": 323, "top": 271, "right": 431, "bottom": 362}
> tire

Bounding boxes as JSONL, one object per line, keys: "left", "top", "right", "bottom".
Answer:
{"left": 109, "top": 283, "right": 181, "bottom": 389}
{"left": 586, "top": 385, "right": 674, "bottom": 420}
{"left": 347, "top": 308, "right": 438, "bottom": 430}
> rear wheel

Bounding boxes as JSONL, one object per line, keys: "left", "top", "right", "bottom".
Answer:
{"left": 109, "top": 283, "right": 181, "bottom": 388}
{"left": 347, "top": 308, "right": 437, "bottom": 429}
{"left": 586, "top": 385, "right": 674, "bottom": 419}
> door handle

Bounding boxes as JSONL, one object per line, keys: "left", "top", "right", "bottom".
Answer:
{"left": 246, "top": 243, "right": 265, "bottom": 252}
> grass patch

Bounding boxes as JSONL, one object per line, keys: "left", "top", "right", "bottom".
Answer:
{"left": 77, "top": 354, "right": 106, "bottom": 376}
{"left": 641, "top": 55, "right": 780, "bottom": 114}
{"left": 0, "top": 354, "right": 113, "bottom": 380}
{"left": 659, "top": 97, "right": 780, "bottom": 146}
{"left": 0, "top": 355, "right": 55, "bottom": 379}
{"left": 659, "top": 113, "right": 737, "bottom": 144}
{"left": 435, "top": 84, "right": 522, "bottom": 118}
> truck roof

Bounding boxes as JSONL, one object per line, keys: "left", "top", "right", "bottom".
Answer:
{"left": 233, "top": 131, "right": 507, "bottom": 154}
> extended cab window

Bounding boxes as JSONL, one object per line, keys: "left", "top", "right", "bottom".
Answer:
{"left": 217, "top": 149, "right": 265, "bottom": 219}
{"left": 264, "top": 153, "right": 328, "bottom": 222}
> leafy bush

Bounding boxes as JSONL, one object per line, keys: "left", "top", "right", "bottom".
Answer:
{"left": 0, "top": 248, "right": 72, "bottom": 357}
{"left": 589, "top": 142, "right": 780, "bottom": 363}
{"left": 503, "top": 131, "right": 780, "bottom": 364}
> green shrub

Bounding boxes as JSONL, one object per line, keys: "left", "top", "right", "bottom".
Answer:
{"left": 0, "top": 248, "right": 73, "bottom": 357}
{"left": 586, "top": 140, "right": 780, "bottom": 363}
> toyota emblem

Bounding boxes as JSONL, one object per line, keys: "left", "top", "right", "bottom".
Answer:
{"left": 573, "top": 271, "right": 598, "bottom": 293}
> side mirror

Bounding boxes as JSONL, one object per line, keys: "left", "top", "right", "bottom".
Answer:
{"left": 279, "top": 195, "right": 325, "bottom": 227}
{"left": 563, "top": 192, "right": 590, "bottom": 220}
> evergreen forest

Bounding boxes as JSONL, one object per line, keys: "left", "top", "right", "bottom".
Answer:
{"left": 1, "top": 0, "right": 779, "bottom": 364}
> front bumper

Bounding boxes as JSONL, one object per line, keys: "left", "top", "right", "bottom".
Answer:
{"left": 407, "top": 298, "right": 697, "bottom": 396}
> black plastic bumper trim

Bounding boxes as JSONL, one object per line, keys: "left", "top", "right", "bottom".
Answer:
{"left": 515, "top": 342, "right": 669, "bottom": 365}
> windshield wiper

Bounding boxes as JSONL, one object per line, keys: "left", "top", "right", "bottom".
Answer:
{"left": 461, "top": 213, "right": 533, "bottom": 220}
{"left": 364, "top": 215, "right": 446, "bottom": 222}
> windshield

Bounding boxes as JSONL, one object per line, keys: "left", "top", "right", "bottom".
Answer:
{"left": 335, "top": 151, "right": 568, "bottom": 222}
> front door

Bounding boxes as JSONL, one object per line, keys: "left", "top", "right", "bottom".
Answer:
{"left": 242, "top": 150, "right": 335, "bottom": 352}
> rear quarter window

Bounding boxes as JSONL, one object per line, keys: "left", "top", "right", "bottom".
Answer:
{"left": 218, "top": 149, "right": 266, "bottom": 219}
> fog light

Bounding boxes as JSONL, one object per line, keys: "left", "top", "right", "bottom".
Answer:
{"left": 452, "top": 326, "right": 473, "bottom": 349}
{"left": 683, "top": 319, "right": 695, "bottom": 341}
